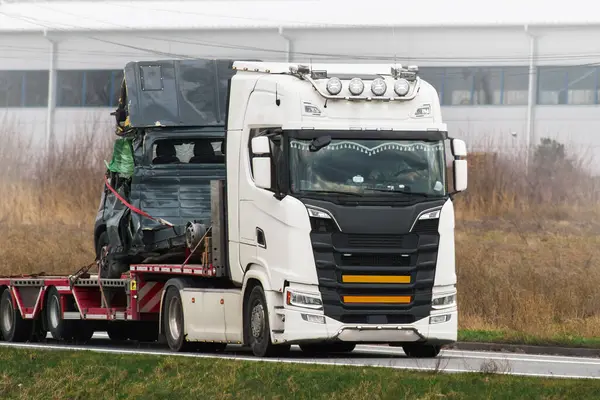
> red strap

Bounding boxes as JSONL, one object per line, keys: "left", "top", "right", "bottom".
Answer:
{"left": 103, "top": 174, "right": 174, "bottom": 227}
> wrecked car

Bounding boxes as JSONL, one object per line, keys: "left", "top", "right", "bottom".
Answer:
{"left": 94, "top": 58, "right": 234, "bottom": 279}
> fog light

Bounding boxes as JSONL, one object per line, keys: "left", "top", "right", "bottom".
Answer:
{"left": 301, "top": 313, "right": 326, "bottom": 324}
{"left": 429, "top": 314, "right": 451, "bottom": 324}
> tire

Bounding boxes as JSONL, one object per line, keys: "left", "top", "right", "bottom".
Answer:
{"left": 163, "top": 286, "right": 189, "bottom": 352}
{"left": 97, "top": 231, "right": 128, "bottom": 279}
{"left": 300, "top": 342, "right": 356, "bottom": 354}
{"left": 0, "top": 289, "right": 32, "bottom": 342}
{"left": 245, "top": 285, "right": 285, "bottom": 357}
{"left": 402, "top": 343, "right": 441, "bottom": 358}
{"left": 45, "top": 287, "right": 74, "bottom": 341}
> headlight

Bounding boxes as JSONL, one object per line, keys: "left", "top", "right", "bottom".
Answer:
{"left": 370, "top": 78, "right": 387, "bottom": 96}
{"left": 286, "top": 289, "right": 323, "bottom": 310}
{"left": 306, "top": 206, "right": 331, "bottom": 219}
{"left": 326, "top": 77, "right": 342, "bottom": 95}
{"left": 394, "top": 78, "right": 410, "bottom": 96}
{"left": 432, "top": 294, "right": 456, "bottom": 308}
{"left": 348, "top": 78, "right": 364, "bottom": 95}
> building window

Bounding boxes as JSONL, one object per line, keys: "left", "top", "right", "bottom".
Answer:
{"left": 502, "top": 67, "right": 529, "bottom": 105}
{"left": 538, "top": 66, "right": 598, "bottom": 105}
{"left": 568, "top": 66, "right": 597, "bottom": 105}
{"left": 0, "top": 71, "right": 24, "bottom": 107}
{"left": 442, "top": 67, "right": 473, "bottom": 105}
{"left": 57, "top": 70, "right": 85, "bottom": 107}
{"left": 84, "top": 70, "right": 113, "bottom": 106}
{"left": 472, "top": 67, "right": 502, "bottom": 105}
{"left": 24, "top": 71, "right": 49, "bottom": 107}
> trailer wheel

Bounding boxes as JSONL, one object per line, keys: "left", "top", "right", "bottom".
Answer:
{"left": 45, "top": 287, "right": 74, "bottom": 341}
{"left": 402, "top": 343, "right": 441, "bottom": 358}
{"left": 245, "top": 285, "right": 285, "bottom": 357}
{"left": 163, "top": 286, "right": 188, "bottom": 351}
{"left": 0, "top": 289, "right": 32, "bottom": 342}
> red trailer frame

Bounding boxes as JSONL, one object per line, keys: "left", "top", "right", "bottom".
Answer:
{"left": 0, "top": 264, "right": 219, "bottom": 324}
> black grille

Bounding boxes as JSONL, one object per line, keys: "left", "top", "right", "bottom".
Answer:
{"left": 412, "top": 218, "right": 439, "bottom": 235}
{"left": 341, "top": 253, "right": 410, "bottom": 267}
{"left": 346, "top": 234, "right": 407, "bottom": 248}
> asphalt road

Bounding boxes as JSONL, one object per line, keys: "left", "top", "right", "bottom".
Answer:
{"left": 0, "top": 332, "right": 599, "bottom": 380}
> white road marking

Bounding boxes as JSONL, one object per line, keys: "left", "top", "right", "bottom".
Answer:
{"left": 0, "top": 340, "right": 598, "bottom": 380}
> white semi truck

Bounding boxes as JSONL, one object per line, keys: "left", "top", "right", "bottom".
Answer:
{"left": 0, "top": 60, "right": 467, "bottom": 359}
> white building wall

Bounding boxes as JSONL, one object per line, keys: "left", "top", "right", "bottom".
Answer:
{"left": 2, "top": 25, "right": 600, "bottom": 169}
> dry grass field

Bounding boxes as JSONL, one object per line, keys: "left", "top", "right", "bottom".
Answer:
{"left": 1, "top": 119, "right": 599, "bottom": 341}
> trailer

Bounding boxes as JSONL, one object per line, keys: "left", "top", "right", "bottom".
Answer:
{"left": 0, "top": 59, "right": 468, "bottom": 358}
{"left": 0, "top": 181, "right": 231, "bottom": 350}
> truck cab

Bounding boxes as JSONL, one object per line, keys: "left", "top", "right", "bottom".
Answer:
{"left": 221, "top": 62, "right": 468, "bottom": 357}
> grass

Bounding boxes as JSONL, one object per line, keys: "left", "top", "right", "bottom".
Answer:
{"left": 0, "top": 347, "right": 599, "bottom": 399}
{"left": 458, "top": 329, "right": 600, "bottom": 349}
{"left": 1, "top": 119, "right": 600, "bottom": 347}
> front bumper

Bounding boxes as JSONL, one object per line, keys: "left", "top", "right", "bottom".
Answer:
{"left": 273, "top": 305, "right": 457, "bottom": 345}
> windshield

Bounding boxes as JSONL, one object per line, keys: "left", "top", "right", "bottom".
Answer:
{"left": 289, "top": 138, "right": 446, "bottom": 197}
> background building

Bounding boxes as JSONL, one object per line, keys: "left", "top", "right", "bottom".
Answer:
{"left": 2, "top": 0, "right": 600, "bottom": 169}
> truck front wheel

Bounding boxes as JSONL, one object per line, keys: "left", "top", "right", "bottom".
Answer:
{"left": 245, "top": 285, "right": 289, "bottom": 357}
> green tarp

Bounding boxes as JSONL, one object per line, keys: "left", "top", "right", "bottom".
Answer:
{"left": 105, "top": 138, "right": 134, "bottom": 178}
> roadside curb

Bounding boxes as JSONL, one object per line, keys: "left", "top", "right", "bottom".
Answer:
{"left": 448, "top": 341, "right": 600, "bottom": 358}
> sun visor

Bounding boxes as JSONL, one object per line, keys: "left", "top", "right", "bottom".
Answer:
{"left": 123, "top": 59, "right": 236, "bottom": 128}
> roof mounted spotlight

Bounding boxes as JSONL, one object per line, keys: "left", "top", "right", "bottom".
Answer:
{"left": 394, "top": 78, "right": 410, "bottom": 96}
{"left": 348, "top": 78, "right": 364, "bottom": 96}
{"left": 326, "top": 77, "right": 342, "bottom": 95}
{"left": 370, "top": 78, "right": 387, "bottom": 96}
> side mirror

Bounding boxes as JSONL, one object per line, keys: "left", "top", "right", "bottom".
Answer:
{"left": 251, "top": 136, "right": 272, "bottom": 190}
{"left": 453, "top": 159, "right": 468, "bottom": 192}
{"left": 451, "top": 138, "right": 467, "bottom": 157}
{"left": 251, "top": 136, "right": 270, "bottom": 154}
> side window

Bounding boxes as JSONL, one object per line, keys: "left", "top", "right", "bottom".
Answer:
{"left": 152, "top": 138, "right": 224, "bottom": 165}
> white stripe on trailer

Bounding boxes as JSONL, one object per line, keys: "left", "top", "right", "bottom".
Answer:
{"left": 30, "top": 287, "right": 44, "bottom": 319}
{"left": 63, "top": 312, "right": 81, "bottom": 319}
{"left": 10, "top": 287, "right": 25, "bottom": 316}
{"left": 85, "top": 314, "right": 108, "bottom": 320}
{"left": 55, "top": 286, "right": 71, "bottom": 291}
